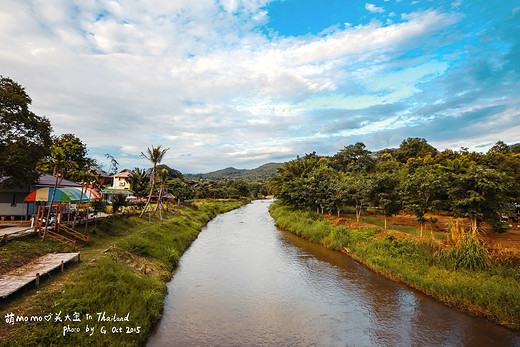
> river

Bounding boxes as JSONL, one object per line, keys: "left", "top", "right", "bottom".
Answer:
{"left": 147, "top": 200, "right": 520, "bottom": 346}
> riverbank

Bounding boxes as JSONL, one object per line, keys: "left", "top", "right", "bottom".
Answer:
{"left": 0, "top": 199, "right": 248, "bottom": 346}
{"left": 269, "top": 201, "right": 520, "bottom": 330}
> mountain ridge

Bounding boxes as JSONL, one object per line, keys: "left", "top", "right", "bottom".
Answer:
{"left": 184, "top": 162, "right": 282, "bottom": 181}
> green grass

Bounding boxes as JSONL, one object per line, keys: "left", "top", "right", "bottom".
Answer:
{"left": 0, "top": 199, "right": 248, "bottom": 346}
{"left": 270, "top": 201, "right": 520, "bottom": 330}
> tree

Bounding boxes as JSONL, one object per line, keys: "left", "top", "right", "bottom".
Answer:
{"left": 366, "top": 173, "right": 401, "bottom": 230}
{"left": 153, "top": 168, "right": 168, "bottom": 219}
{"left": 448, "top": 166, "right": 513, "bottom": 234}
{"left": 105, "top": 153, "right": 119, "bottom": 175}
{"left": 156, "top": 164, "right": 183, "bottom": 179}
{"left": 271, "top": 155, "right": 320, "bottom": 194}
{"left": 331, "top": 142, "right": 375, "bottom": 173}
{"left": 130, "top": 167, "right": 150, "bottom": 197}
{"left": 0, "top": 76, "right": 52, "bottom": 187}
{"left": 166, "top": 178, "right": 194, "bottom": 204}
{"left": 112, "top": 193, "right": 127, "bottom": 214}
{"left": 489, "top": 140, "right": 510, "bottom": 154}
{"left": 400, "top": 167, "right": 446, "bottom": 236}
{"left": 140, "top": 145, "right": 170, "bottom": 217}
{"left": 51, "top": 134, "right": 89, "bottom": 181}
{"left": 38, "top": 145, "right": 76, "bottom": 239}
{"left": 344, "top": 175, "right": 369, "bottom": 222}
{"left": 394, "top": 137, "right": 437, "bottom": 163}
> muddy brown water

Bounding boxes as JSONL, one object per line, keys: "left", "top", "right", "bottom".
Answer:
{"left": 147, "top": 200, "right": 520, "bottom": 346}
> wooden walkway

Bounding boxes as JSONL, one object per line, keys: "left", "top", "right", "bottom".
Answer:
{"left": 0, "top": 252, "right": 80, "bottom": 298}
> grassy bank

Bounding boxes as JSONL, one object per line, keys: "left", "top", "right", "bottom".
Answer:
{"left": 270, "top": 201, "right": 520, "bottom": 330}
{"left": 0, "top": 199, "right": 248, "bottom": 346}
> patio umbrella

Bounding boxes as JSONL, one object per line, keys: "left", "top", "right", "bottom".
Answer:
{"left": 81, "top": 187, "right": 102, "bottom": 200}
{"left": 24, "top": 187, "right": 90, "bottom": 202}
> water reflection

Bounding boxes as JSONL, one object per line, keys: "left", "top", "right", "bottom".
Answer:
{"left": 147, "top": 200, "right": 520, "bottom": 346}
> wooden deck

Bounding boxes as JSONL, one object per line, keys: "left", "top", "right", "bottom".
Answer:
{"left": 0, "top": 252, "right": 80, "bottom": 298}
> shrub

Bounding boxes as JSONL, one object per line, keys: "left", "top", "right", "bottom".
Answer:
{"left": 438, "top": 233, "right": 489, "bottom": 271}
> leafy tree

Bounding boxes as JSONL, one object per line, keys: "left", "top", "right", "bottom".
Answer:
{"left": 49, "top": 133, "right": 89, "bottom": 181}
{"left": 394, "top": 137, "right": 438, "bottom": 163}
{"left": 271, "top": 155, "right": 320, "bottom": 193}
{"left": 0, "top": 76, "right": 52, "bottom": 187}
{"left": 331, "top": 142, "right": 375, "bottom": 173}
{"left": 366, "top": 173, "right": 401, "bottom": 229}
{"left": 111, "top": 193, "right": 127, "bottom": 214}
{"left": 344, "top": 175, "right": 369, "bottom": 222}
{"left": 167, "top": 178, "right": 194, "bottom": 203}
{"left": 489, "top": 140, "right": 510, "bottom": 153}
{"left": 448, "top": 166, "right": 513, "bottom": 233}
{"left": 156, "top": 164, "right": 183, "bottom": 179}
{"left": 130, "top": 167, "right": 150, "bottom": 197}
{"left": 400, "top": 167, "right": 447, "bottom": 236}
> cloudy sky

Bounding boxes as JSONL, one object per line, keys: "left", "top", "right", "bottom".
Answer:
{"left": 1, "top": 0, "right": 519, "bottom": 173}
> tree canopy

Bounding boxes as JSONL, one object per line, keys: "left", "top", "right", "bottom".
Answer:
{"left": 0, "top": 76, "right": 52, "bottom": 187}
{"left": 271, "top": 139, "right": 520, "bottom": 233}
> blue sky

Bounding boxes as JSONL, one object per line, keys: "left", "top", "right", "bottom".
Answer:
{"left": 0, "top": 0, "right": 519, "bottom": 173}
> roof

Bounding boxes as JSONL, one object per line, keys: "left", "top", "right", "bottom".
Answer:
{"left": 0, "top": 173, "right": 81, "bottom": 188}
{"left": 112, "top": 169, "right": 133, "bottom": 178}
{"left": 90, "top": 167, "right": 111, "bottom": 178}
{"left": 35, "top": 173, "right": 82, "bottom": 187}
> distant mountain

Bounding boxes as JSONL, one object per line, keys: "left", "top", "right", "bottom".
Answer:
{"left": 185, "top": 162, "right": 283, "bottom": 181}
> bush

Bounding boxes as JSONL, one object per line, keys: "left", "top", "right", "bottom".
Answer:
{"left": 112, "top": 193, "right": 127, "bottom": 214}
{"left": 438, "top": 233, "right": 489, "bottom": 271}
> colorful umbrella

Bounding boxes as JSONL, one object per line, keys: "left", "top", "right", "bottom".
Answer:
{"left": 82, "top": 187, "right": 102, "bottom": 200}
{"left": 24, "top": 188, "right": 91, "bottom": 202}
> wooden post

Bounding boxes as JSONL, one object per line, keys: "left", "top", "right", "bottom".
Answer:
{"left": 72, "top": 241, "right": 76, "bottom": 251}
{"left": 34, "top": 206, "right": 41, "bottom": 232}
{"left": 143, "top": 263, "right": 147, "bottom": 274}
{"left": 35, "top": 273, "right": 40, "bottom": 286}
{"left": 61, "top": 260, "right": 64, "bottom": 272}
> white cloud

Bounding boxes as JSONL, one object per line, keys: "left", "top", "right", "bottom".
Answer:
{"left": 2, "top": 1, "right": 508, "bottom": 172}
{"left": 365, "top": 3, "right": 385, "bottom": 13}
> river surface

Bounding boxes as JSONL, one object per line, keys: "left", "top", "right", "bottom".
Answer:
{"left": 147, "top": 200, "right": 520, "bottom": 346}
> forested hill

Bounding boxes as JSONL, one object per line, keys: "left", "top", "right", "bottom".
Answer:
{"left": 185, "top": 163, "right": 282, "bottom": 181}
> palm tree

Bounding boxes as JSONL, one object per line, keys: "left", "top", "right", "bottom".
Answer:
{"left": 140, "top": 145, "right": 170, "bottom": 217}
{"left": 130, "top": 167, "right": 150, "bottom": 197}
{"left": 153, "top": 168, "right": 169, "bottom": 220}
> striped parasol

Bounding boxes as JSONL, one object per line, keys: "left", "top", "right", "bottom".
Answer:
{"left": 24, "top": 187, "right": 98, "bottom": 202}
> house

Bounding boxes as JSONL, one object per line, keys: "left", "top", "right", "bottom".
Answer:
{"left": 99, "top": 169, "right": 134, "bottom": 201}
{"left": 89, "top": 167, "right": 112, "bottom": 188}
{"left": 0, "top": 174, "right": 81, "bottom": 219}
{"left": 111, "top": 169, "right": 133, "bottom": 190}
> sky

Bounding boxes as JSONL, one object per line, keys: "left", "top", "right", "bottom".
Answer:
{"left": 1, "top": 0, "right": 519, "bottom": 173}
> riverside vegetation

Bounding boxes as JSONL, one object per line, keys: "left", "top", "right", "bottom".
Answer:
{"left": 0, "top": 199, "right": 248, "bottom": 346}
{"left": 270, "top": 202, "right": 520, "bottom": 330}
